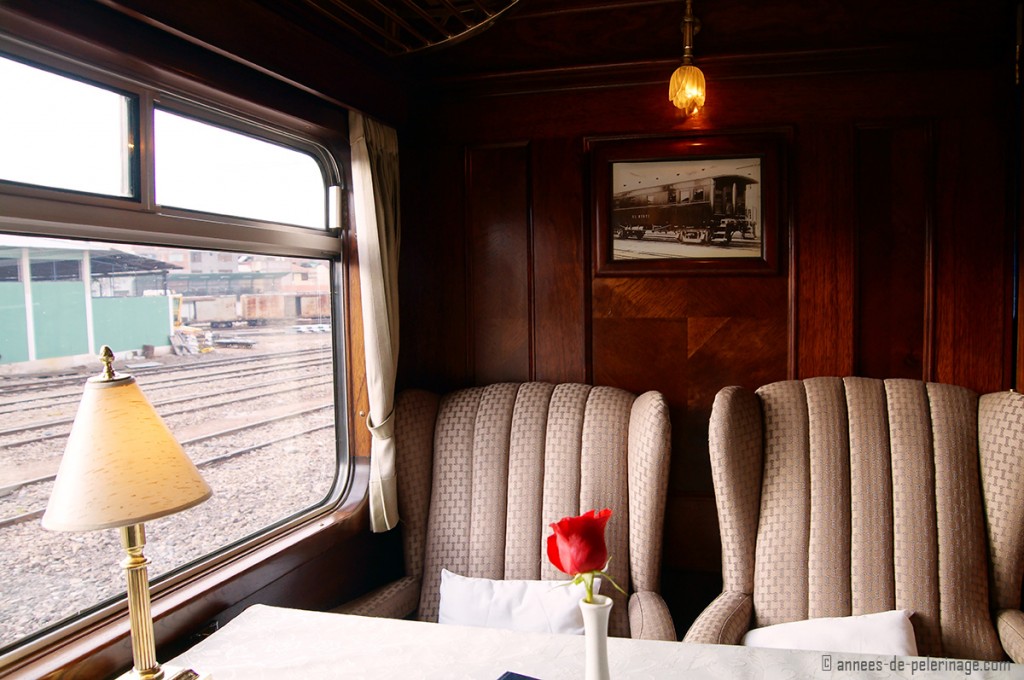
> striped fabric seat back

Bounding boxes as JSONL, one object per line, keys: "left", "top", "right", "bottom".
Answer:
{"left": 746, "top": 376, "right": 1023, "bottom": 660}
{"left": 392, "top": 382, "right": 671, "bottom": 638}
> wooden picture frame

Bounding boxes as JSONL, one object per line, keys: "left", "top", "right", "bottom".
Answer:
{"left": 589, "top": 131, "right": 785, "bottom": 276}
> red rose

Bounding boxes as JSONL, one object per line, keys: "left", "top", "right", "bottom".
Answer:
{"left": 546, "top": 508, "right": 611, "bottom": 576}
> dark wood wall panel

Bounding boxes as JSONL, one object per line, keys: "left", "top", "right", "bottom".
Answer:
{"left": 855, "top": 124, "right": 932, "bottom": 380}
{"left": 796, "top": 123, "right": 857, "bottom": 378}
{"left": 398, "top": 142, "right": 470, "bottom": 392}
{"left": 401, "top": 60, "right": 1014, "bottom": 636}
{"left": 932, "top": 116, "right": 1014, "bottom": 393}
{"left": 1019, "top": 100, "right": 1024, "bottom": 390}
{"left": 591, "top": 274, "right": 789, "bottom": 630}
{"left": 531, "top": 139, "right": 588, "bottom": 383}
{"left": 466, "top": 144, "right": 533, "bottom": 384}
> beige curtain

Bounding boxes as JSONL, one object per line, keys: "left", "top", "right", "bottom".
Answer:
{"left": 350, "top": 111, "right": 401, "bottom": 532}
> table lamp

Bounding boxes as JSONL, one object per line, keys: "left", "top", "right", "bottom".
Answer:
{"left": 42, "top": 346, "right": 213, "bottom": 680}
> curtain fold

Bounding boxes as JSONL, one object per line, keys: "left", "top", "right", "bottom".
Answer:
{"left": 350, "top": 111, "right": 401, "bottom": 532}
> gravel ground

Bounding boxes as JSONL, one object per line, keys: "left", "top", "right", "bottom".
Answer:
{"left": 1, "top": 377, "right": 334, "bottom": 469}
{"left": 0, "top": 428, "right": 338, "bottom": 650}
{"left": 0, "top": 329, "right": 341, "bottom": 651}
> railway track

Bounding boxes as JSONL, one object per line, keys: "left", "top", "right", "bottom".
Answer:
{"left": 0, "top": 354, "right": 332, "bottom": 417}
{"left": 0, "top": 335, "right": 338, "bottom": 527}
{"left": 0, "top": 331, "right": 340, "bottom": 650}
{"left": 0, "top": 403, "right": 334, "bottom": 530}
{"left": 0, "top": 374, "right": 335, "bottom": 447}
{"left": 0, "top": 346, "right": 328, "bottom": 397}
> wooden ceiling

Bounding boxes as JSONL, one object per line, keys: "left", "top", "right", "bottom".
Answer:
{"left": 418, "top": 0, "right": 1009, "bottom": 74}
{"left": 92, "top": 0, "right": 1011, "bottom": 78}
{"left": 266, "top": 0, "right": 525, "bottom": 56}
{"left": 2, "top": 0, "right": 1013, "bottom": 121}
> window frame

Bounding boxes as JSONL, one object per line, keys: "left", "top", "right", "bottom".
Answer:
{"left": 0, "top": 29, "right": 359, "bottom": 675}
{"left": 0, "top": 35, "right": 345, "bottom": 252}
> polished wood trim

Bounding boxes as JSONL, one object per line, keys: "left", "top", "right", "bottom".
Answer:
{"left": 342, "top": 156, "right": 372, "bottom": 459}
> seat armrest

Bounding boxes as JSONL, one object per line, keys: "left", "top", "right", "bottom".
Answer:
{"left": 682, "top": 591, "right": 752, "bottom": 645}
{"left": 997, "top": 609, "right": 1024, "bottom": 663}
{"left": 330, "top": 575, "right": 421, "bottom": 619}
{"left": 627, "top": 591, "right": 676, "bottom": 641}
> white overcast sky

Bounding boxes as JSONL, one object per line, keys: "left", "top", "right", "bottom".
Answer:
{"left": 0, "top": 55, "right": 325, "bottom": 229}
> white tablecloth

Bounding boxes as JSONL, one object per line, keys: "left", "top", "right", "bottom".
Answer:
{"left": 169, "top": 604, "right": 1024, "bottom": 680}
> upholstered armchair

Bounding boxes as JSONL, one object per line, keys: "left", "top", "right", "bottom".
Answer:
{"left": 337, "top": 382, "right": 675, "bottom": 640}
{"left": 684, "top": 377, "right": 1024, "bottom": 662}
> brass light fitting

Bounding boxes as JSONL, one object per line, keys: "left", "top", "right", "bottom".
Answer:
{"left": 668, "top": 0, "right": 706, "bottom": 116}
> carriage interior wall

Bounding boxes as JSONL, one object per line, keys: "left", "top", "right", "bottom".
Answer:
{"left": 0, "top": 0, "right": 1020, "bottom": 676}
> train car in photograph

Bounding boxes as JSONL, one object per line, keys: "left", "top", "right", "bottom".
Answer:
{"left": 611, "top": 174, "right": 758, "bottom": 245}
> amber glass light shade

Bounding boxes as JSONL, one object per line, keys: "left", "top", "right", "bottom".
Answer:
{"left": 669, "top": 64, "right": 706, "bottom": 116}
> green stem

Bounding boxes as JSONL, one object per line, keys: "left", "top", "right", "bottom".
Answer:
{"left": 582, "top": 572, "right": 595, "bottom": 603}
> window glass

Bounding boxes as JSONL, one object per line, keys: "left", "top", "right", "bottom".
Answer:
{"left": 0, "top": 45, "right": 343, "bottom": 659}
{"left": 29, "top": 252, "right": 82, "bottom": 281}
{"left": 0, "top": 235, "right": 338, "bottom": 651}
{"left": 0, "top": 256, "right": 18, "bottom": 282}
{"left": 0, "top": 55, "right": 133, "bottom": 197}
{"left": 155, "top": 110, "right": 326, "bottom": 229}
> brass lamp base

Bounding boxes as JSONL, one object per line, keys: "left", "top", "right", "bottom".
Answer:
{"left": 118, "top": 524, "right": 212, "bottom": 680}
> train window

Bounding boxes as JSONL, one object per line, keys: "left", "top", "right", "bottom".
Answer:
{"left": 155, "top": 110, "right": 326, "bottom": 229}
{"left": 0, "top": 234, "right": 338, "bottom": 652}
{"left": 0, "top": 256, "right": 17, "bottom": 282}
{"left": 0, "top": 43, "right": 345, "bottom": 662}
{"left": 0, "top": 55, "right": 134, "bottom": 198}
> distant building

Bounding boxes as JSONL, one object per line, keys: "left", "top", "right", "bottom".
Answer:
{"left": 0, "top": 236, "right": 178, "bottom": 370}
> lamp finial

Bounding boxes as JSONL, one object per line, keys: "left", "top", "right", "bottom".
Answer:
{"left": 98, "top": 345, "right": 116, "bottom": 381}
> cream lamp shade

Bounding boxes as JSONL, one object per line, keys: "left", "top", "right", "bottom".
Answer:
{"left": 42, "top": 369, "right": 211, "bottom": 532}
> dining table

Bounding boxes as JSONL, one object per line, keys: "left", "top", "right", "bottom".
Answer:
{"left": 168, "top": 604, "right": 1024, "bottom": 679}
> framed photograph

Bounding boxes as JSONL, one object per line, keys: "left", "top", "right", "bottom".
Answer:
{"left": 589, "top": 132, "right": 786, "bottom": 276}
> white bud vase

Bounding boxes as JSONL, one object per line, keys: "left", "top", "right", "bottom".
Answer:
{"left": 579, "top": 594, "right": 612, "bottom": 680}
